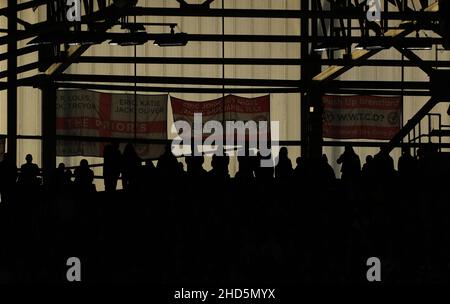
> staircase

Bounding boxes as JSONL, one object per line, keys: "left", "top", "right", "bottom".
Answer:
{"left": 407, "top": 112, "right": 450, "bottom": 156}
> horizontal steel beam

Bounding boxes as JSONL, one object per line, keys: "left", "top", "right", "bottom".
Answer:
{"left": 70, "top": 56, "right": 304, "bottom": 65}
{"left": 1, "top": 56, "right": 445, "bottom": 80}
{"left": 0, "top": 74, "right": 433, "bottom": 97}
{"left": 3, "top": 31, "right": 443, "bottom": 45}
{"left": 325, "top": 80, "right": 430, "bottom": 90}
{"left": 54, "top": 82, "right": 301, "bottom": 94}
{"left": 55, "top": 74, "right": 302, "bottom": 87}
{"left": 55, "top": 82, "right": 430, "bottom": 96}
{"left": 54, "top": 74, "right": 431, "bottom": 90}
{"left": 0, "top": 4, "right": 130, "bottom": 45}
{"left": 0, "top": 62, "right": 39, "bottom": 79}
{"left": 323, "top": 88, "right": 431, "bottom": 96}
{"left": 123, "top": 7, "right": 438, "bottom": 20}
{"left": 0, "top": 76, "right": 44, "bottom": 90}
{"left": 0, "top": 0, "right": 47, "bottom": 16}
{"left": 70, "top": 56, "right": 450, "bottom": 68}
{"left": 0, "top": 45, "right": 39, "bottom": 62}
{"left": 0, "top": 77, "right": 430, "bottom": 96}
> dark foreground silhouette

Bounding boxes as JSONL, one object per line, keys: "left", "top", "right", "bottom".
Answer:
{"left": 0, "top": 144, "right": 450, "bottom": 285}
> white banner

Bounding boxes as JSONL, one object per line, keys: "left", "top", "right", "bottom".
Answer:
{"left": 56, "top": 90, "right": 168, "bottom": 158}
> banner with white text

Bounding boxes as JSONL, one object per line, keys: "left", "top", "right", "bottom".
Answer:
{"left": 56, "top": 90, "right": 167, "bottom": 158}
{"left": 323, "top": 95, "right": 402, "bottom": 140}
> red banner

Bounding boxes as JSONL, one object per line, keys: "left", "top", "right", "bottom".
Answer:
{"left": 170, "top": 94, "right": 270, "bottom": 142}
{"left": 323, "top": 95, "right": 402, "bottom": 140}
{"left": 56, "top": 90, "right": 167, "bottom": 158}
{"left": 171, "top": 95, "right": 270, "bottom": 123}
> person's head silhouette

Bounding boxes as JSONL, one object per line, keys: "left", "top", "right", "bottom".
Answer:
{"left": 279, "top": 147, "right": 288, "bottom": 159}
{"left": 25, "top": 154, "right": 33, "bottom": 164}
{"left": 80, "top": 159, "right": 89, "bottom": 168}
{"left": 344, "top": 145, "right": 354, "bottom": 154}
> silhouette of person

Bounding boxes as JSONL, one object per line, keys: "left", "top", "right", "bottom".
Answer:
{"left": 56, "top": 163, "right": 74, "bottom": 193}
{"left": 18, "top": 154, "right": 40, "bottom": 187}
{"left": 64, "top": 167, "right": 73, "bottom": 190}
{"left": 293, "top": 156, "right": 307, "bottom": 181}
{"left": 103, "top": 141, "right": 123, "bottom": 192}
{"left": 254, "top": 152, "right": 274, "bottom": 181}
{"left": 0, "top": 153, "right": 17, "bottom": 202}
{"left": 55, "top": 163, "right": 68, "bottom": 191}
{"left": 122, "top": 143, "right": 141, "bottom": 191}
{"left": 398, "top": 147, "right": 417, "bottom": 179}
{"left": 74, "top": 159, "right": 95, "bottom": 193}
{"left": 157, "top": 143, "right": 179, "bottom": 178}
{"left": 186, "top": 154, "right": 207, "bottom": 179}
{"left": 176, "top": 161, "right": 185, "bottom": 177}
{"left": 275, "top": 147, "right": 293, "bottom": 180}
{"left": 373, "top": 151, "right": 395, "bottom": 180}
{"left": 361, "top": 155, "right": 375, "bottom": 181}
{"left": 209, "top": 153, "right": 230, "bottom": 181}
{"left": 142, "top": 158, "right": 156, "bottom": 177}
{"left": 319, "top": 154, "right": 336, "bottom": 184}
{"left": 337, "top": 145, "right": 361, "bottom": 181}
{"left": 235, "top": 154, "right": 254, "bottom": 181}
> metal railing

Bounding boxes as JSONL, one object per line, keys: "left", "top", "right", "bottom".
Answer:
{"left": 407, "top": 112, "right": 448, "bottom": 155}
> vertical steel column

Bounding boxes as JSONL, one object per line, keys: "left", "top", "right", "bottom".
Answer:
{"left": 7, "top": 0, "right": 17, "bottom": 166}
{"left": 300, "top": 0, "right": 310, "bottom": 158}
{"left": 301, "top": 0, "right": 322, "bottom": 159}
{"left": 41, "top": 2, "right": 58, "bottom": 187}
{"left": 309, "top": 0, "right": 323, "bottom": 159}
{"left": 309, "top": 77, "right": 323, "bottom": 159}
{"left": 41, "top": 80, "right": 57, "bottom": 187}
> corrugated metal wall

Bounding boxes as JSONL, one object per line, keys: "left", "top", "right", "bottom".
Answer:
{"left": 0, "top": 0, "right": 448, "bottom": 189}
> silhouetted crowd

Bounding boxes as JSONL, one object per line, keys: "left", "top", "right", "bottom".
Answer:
{"left": 0, "top": 142, "right": 449, "bottom": 284}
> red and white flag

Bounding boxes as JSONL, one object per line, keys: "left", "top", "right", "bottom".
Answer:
{"left": 56, "top": 89, "right": 167, "bottom": 158}
{"left": 323, "top": 95, "right": 402, "bottom": 140}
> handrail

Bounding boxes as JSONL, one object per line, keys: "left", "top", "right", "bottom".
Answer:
{"left": 408, "top": 112, "right": 445, "bottom": 153}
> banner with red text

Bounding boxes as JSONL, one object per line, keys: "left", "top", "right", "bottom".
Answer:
{"left": 171, "top": 95, "right": 270, "bottom": 143}
{"left": 56, "top": 90, "right": 167, "bottom": 158}
{"left": 323, "top": 95, "right": 402, "bottom": 140}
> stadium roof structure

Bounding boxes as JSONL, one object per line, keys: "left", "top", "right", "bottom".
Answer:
{"left": 1, "top": 0, "right": 448, "bottom": 181}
